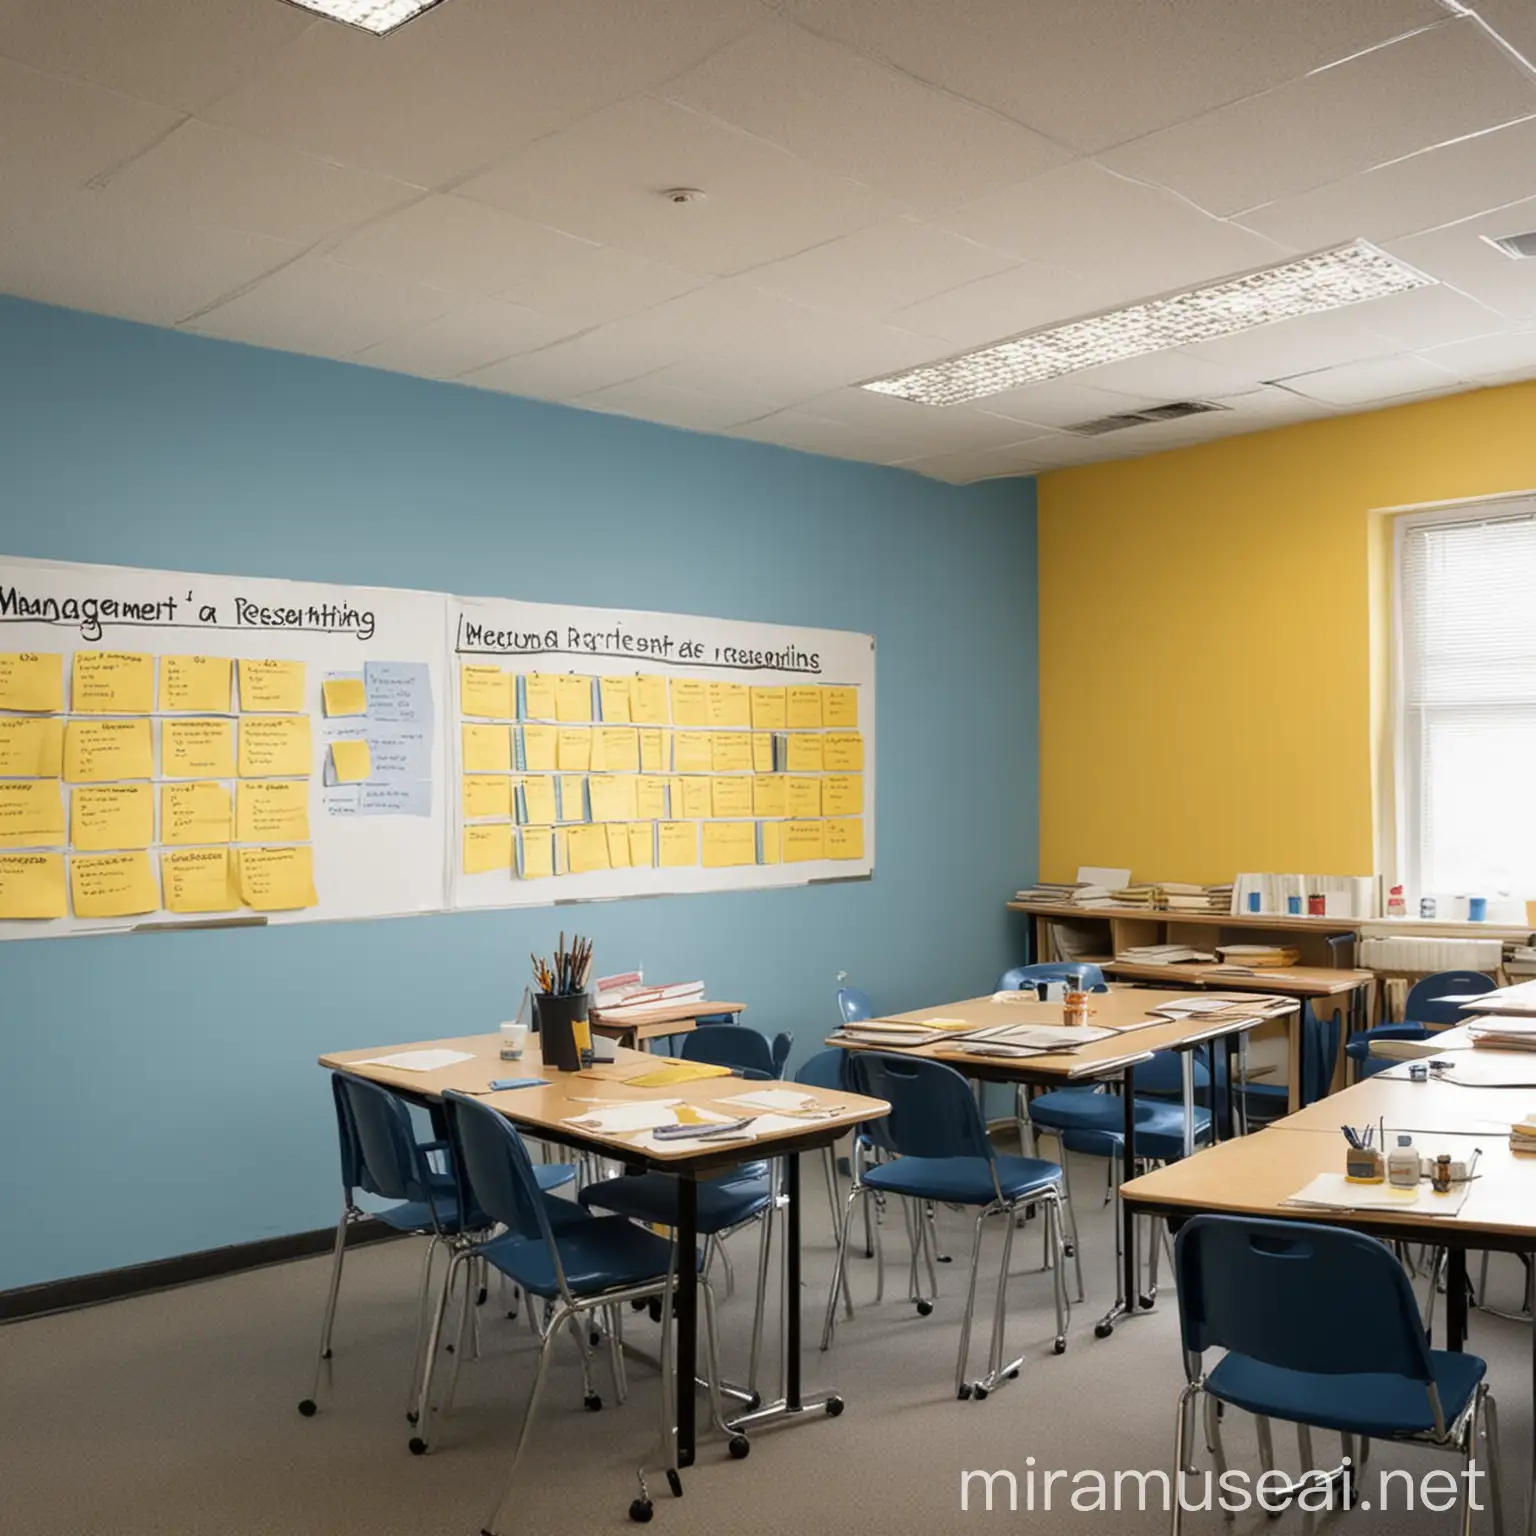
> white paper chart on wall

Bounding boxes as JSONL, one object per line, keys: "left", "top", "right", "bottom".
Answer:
{"left": 0, "top": 555, "right": 449, "bottom": 938}
{"left": 449, "top": 593, "right": 875, "bottom": 910}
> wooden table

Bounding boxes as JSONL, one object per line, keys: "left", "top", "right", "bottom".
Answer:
{"left": 588, "top": 1001, "right": 745, "bottom": 1053}
{"left": 318, "top": 1033, "right": 887, "bottom": 1465}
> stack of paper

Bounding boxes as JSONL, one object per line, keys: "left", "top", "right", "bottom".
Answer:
{"left": 1216, "top": 944, "right": 1300, "bottom": 970}
{"left": 1283, "top": 1172, "right": 1470, "bottom": 1216}
{"left": 1013, "top": 881, "right": 1084, "bottom": 903}
{"left": 1471, "top": 1019, "right": 1536, "bottom": 1053}
{"left": 1073, "top": 885, "right": 1117, "bottom": 909}
{"left": 1160, "top": 881, "right": 1229, "bottom": 912}
{"left": 1110, "top": 883, "right": 1160, "bottom": 907}
{"left": 1511, "top": 1116, "right": 1536, "bottom": 1153}
{"left": 593, "top": 980, "right": 707, "bottom": 1017}
{"left": 1118, "top": 943, "right": 1218, "bottom": 964}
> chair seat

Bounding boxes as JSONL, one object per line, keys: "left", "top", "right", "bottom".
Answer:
{"left": 1207, "top": 1348, "right": 1485, "bottom": 1438}
{"left": 535, "top": 1162, "right": 577, "bottom": 1193}
{"left": 1028, "top": 1085, "right": 1115, "bottom": 1133}
{"left": 478, "top": 1215, "right": 676, "bottom": 1299}
{"left": 577, "top": 1172, "right": 773, "bottom": 1234}
{"left": 864, "top": 1153, "right": 1061, "bottom": 1206}
{"left": 1035, "top": 1093, "right": 1213, "bottom": 1161}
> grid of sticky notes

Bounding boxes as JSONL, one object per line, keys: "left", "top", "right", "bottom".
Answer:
{"left": 0, "top": 651, "right": 317, "bottom": 922}
{"left": 459, "top": 668, "right": 864, "bottom": 880}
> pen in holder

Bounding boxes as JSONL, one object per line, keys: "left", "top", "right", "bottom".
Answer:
{"left": 1345, "top": 1146, "right": 1384, "bottom": 1183}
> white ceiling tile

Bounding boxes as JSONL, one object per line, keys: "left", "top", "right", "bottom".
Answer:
{"left": 964, "top": 378, "right": 1174, "bottom": 429}
{"left": 783, "top": 385, "right": 1057, "bottom": 452}
{"left": 0, "top": 189, "right": 302, "bottom": 327}
{"left": 1209, "top": 383, "right": 1345, "bottom": 423}
{"left": 1389, "top": 197, "right": 1536, "bottom": 320}
{"left": 786, "top": 0, "right": 1443, "bottom": 153}
{"left": 662, "top": 17, "right": 1071, "bottom": 215}
{"left": 1066, "top": 349, "right": 1259, "bottom": 401}
{"left": 571, "top": 377, "right": 783, "bottom": 433}
{"left": 1182, "top": 310, "right": 1402, "bottom": 376}
{"left": 183, "top": 257, "right": 455, "bottom": 358}
{"left": 1273, "top": 353, "right": 1468, "bottom": 406}
{"left": 497, "top": 245, "right": 704, "bottom": 328}
{"left": 726, "top": 409, "right": 931, "bottom": 464}
{"left": 1470, "top": 1, "right": 1536, "bottom": 60}
{"left": 351, "top": 297, "right": 582, "bottom": 380}
{"left": 742, "top": 219, "right": 1015, "bottom": 319}
{"left": 462, "top": 328, "right": 683, "bottom": 402}
{"left": 1353, "top": 282, "right": 1508, "bottom": 350}
{"left": 0, "top": 0, "right": 312, "bottom": 112}
{"left": 1100, "top": 21, "right": 1536, "bottom": 217}
{"left": 94, "top": 120, "right": 421, "bottom": 246}
{"left": 458, "top": 96, "right": 902, "bottom": 278}
{"left": 888, "top": 260, "right": 1110, "bottom": 349}
{"left": 1420, "top": 328, "right": 1536, "bottom": 384}
{"left": 1234, "top": 115, "right": 1536, "bottom": 249}
{"left": 0, "top": 56, "right": 181, "bottom": 192}
{"left": 888, "top": 439, "right": 1054, "bottom": 483}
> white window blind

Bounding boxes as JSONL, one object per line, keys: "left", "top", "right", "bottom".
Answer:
{"left": 1398, "top": 502, "right": 1536, "bottom": 899}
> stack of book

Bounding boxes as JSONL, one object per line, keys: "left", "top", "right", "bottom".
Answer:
{"left": 592, "top": 978, "right": 707, "bottom": 1018}
{"left": 1214, "top": 944, "right": 1300, "bottom": 971}
{"left": 1159, "top": 881, "right": 1220, "bottom": 912}
{"left": 1511, "top": 1116, "right": 1536, "bottom": 1154}
{"left": 1073, "top": 884, "right": 1117, "bottom": 909}
{"left": 1470, "top": 1019, "right": 1536, "bottom": 1052}
{"left": 1118, "top": 943, "right": 1217, "bottom": 965}
{"left": 1013, "top": 881, "right": 1084, "bottom": 904}
{"left": 1110, "top": 883, "right": 1159, "bottom": 907}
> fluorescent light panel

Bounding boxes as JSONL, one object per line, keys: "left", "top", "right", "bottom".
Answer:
{"left": 862, "top": 241, "right": 1435, "bottom": 407}
{"left": 280, "top": 0, "right": 447, "bottom": 36}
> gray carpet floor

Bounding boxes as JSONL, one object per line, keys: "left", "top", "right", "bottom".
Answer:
{"left": 4, "top": 1148, "right": 1530, "bottom": 1535}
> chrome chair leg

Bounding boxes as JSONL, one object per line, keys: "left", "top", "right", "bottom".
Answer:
{"left": 1047, "top": 1194, "right": 1069, "bottom": 1353}
{"left": 1482, "top": 1386, "right": 1506, "bottom": 1536}
{"left": 411, "top": 1247, "right": 467, "bottom": 1450}
{"left": 1255, "top": 1415, "right": 1276, "bottom": 1476}
{"left": 1297, "top": 1424, "right": 1316, "bottom": 1536}
{"left": 299, "top": 1208, "right": 352, "bottom": 1414}
{"left": 822, "top": 1147, "right": 853, "bottom": 1319}
{"left": 438, "top": 1251, "right": 476, "bottom": 1426}
{"left": 1171, "top": 1383, "right": 1199, "bottom": 1536}
{"left": 1205, "top": 1394, "right": 1232, "bottom": 1520}
{"left": 481, "top": 1302, "right": 567, "bottom": 1535}
{"left": 608, "top": 1303, "right": 629, "bottom": 1405}
{"left": 922, "top": 1202, "right": 942, "bottom": 1294}
{"left": 1059, "top": 1156, "right": 1085, "bottom": 1304}
{"left": 954, "top": 1209, "right": 988, "bottom": 1399}
{"left": 821, "top": 1184, "right": 862, "bottom": 1350}
{"left": 748, "top": 1202, "right": 774, "bottom": 1396}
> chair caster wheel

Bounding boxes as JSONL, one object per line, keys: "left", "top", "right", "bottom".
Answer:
{"left": 1138, "top": 1293, "right": 1156, "bottom": 1309}
{"left": 631, "top": 1298, "right": 649, "bottom": 1311}
{"left": 584, "top": 1393, "right": 603, "bottom": 1412}
{"left": 1053, "top": 1338, "right": 1067, "bottom": 1355}
{"left": 957, "top": 1383, "right": 973, "bottom": 1400}
{"left": 728, "top": 1435, "right": 750, "bottom": 1460}
{"left": 1008, "top": 1367, "right": 1020, "bottom": 1379}
{"left": 648, "top": 1299, "right": 663, "bottom": 1323}
{"left": 629, "top": 1499, "right": 654, "bottom": 1523}
{"left": 590, "top": 1329, "right": 602, "bottom": 1346}
{"left": 915, "top": 1299, "right": 933, "bottom": 1317}
{"left": 408, "top": 1436, "right": 427, "bottom": 1456}
{"left": 406, "top": 1410, "right": 418, "bottom": 1424}
{"left": 745, "top": 1391, "right": 762, "bottom": 1410}
{"left": 297, "top": 1399, "right": 317, "bottom": 1417}
{"left": 937, "top": 1254, "right": 952, "bottom": 1264}
{"left": 321, "top": 1348, "right": 332, "bottom": 1360}
{"left": 1094, "top": 1321, "right": 1114, "bottom": 1339}
{"left": 667, "top": 1469, "right": 684, "bottom": 1499}
{"left": 973, "top": 1385, "right": 989, "bottom": 1402}
{"left": 1064, "top": 1244, "right": 1075, "bottom": 1258}
{"left": 477, "top": 1287, "right": 488, "bottom": 1305}
{"left": 825, "top": 1395, "right": 844, "bottom": 1416}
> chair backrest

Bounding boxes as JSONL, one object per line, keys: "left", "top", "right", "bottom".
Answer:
{"left": 1133, "top": 1048, "right": 1210, "bottom": 1096}
{"left": 680, "top": 1025, "right": 776, "bottom": 1076}
{"left": 795, "top": 1048, "right": 848, "bottom": 1093}
{"left": 844, "top": 1052, "right": 992, "bottom": 1163}
{"left": 1175, "top": 1216, "right": 1435, "bottom": 1387}
{"left": 331, "top": 1072, "right": 434, "bottom": 1208}
{"left": 837, "top": 986, "right": 872, "bottom": 1023}
{"left": 440, "top": 1091, "right": 557, "bottom": 1249}
{"left": 1405, "top": 970, "right": 1497, "bottom": 1027}
{"left": 997, "top": 962, "right": 1108, "bottom": 994}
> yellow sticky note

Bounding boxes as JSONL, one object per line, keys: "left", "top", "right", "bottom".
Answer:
{"left": 162, "top": 846, "right": 238, "bottom": 914}
{"left": 521, "top": 723, "right": 557, "bottom": 772}
{"left": 605, "top": 823, "right": 632, "bottom": 868}
{"left": 568, "top": 823, "right": 611, "bottom": 874}
{"left": 462, "top": 724, "right": 511, "bottom": 774}
{"left": 825, "top": 817, "right": 864, "bottom": 860}
{"left": 786, "top": 686, "right": 823, "bottom": 729}
{"left": 673, "top": 732, "right": 713, "bottom": 773}
{"left": 237, "top": 845, "right": 318, "bottom": 910}
{"left": 785, "top": 733, "right": 824, "bottom": 772}
{"left": 759, "top": 821, "right": 782, "bottom": 864}
{"left": 750, "top": 687, "right": 786, "bottom": 730}
{"left": 635, "top": 774, "right": 669, "bottom": 820}
{"left": 520, "top": 775, "right": 557, "bottom": 825}
{"left": 823, "top": 732, "right": 864, "bottom": 771}
{"left": 523, "top": 673, "right": 558, "bottom": 720}
{"left": 70, "top": 784, "right": 153, "bottom": 851}
{"left": 711, "top": 776, "right": 753, "bottom": 817}
{"left": 159, "top": 656, "right": 232, "bottom": 714}
{"left": 783, "top": 820, "right": 826, "bottom": 862}
{"left": 707, "top": 681, "right": 750, "bottom": 728}
{"left": 559, "top": 775, "right": 587, "bottom": 821}
{"left": 239, "top": 716, "right": 312, "bottom": 778}
{"left": 628, "top": 822, "right": 655, "bottom": 867}
{"left": 70, "top": 850, "right": 159, "bottom": 917}
{"left": 752, "top": 732, "right": 774, "bottom": 773}
{"left": 753, "top": 775, "right": 788, "bottom": 817}
{"left": 161, "top": 781, "right": 232, "bottom": 846}
{"left": 703, "top": 820, "right": 756, "bottom": 868}
{"left": 0, "top": 851, "right": 66, "bottom": 917}
{"left": 631, "top": 675, "right": 670, "bottom": 725}
{"left": 463, "top": 775, "right": 511, "bottom": 820}
{"left": 0, "top": 717, "right": 64, "bottom": 777}
{"left": 238, "top": 659, "right": 306, "bottom": 713}
{"left": 823, "top": 773, "right": 863, "bottom": 816}
{"left": 329, "top": 739, "right": 372, "bottom": 784}
{"left": 657, "top": 821, "right": 698, "bottom": 867}
{"left": 823, "top": 687, "right": 858, "bottom": 728}
{"left": 596, "top": 727, "right": 640, "bottom": 772}
{"left": 0, "top": 653, "right": 63, "bottom": 713}
{"left": 588, "top": 775, "right": 638, "bottom": 822}
{"left": 460, "top": 665, "right": 513, "bottom": 719}
{"left": 711, "top": 732, "right": 752, "bottom": 772}
{"left": 322, "top": 677, "right": 368, "bottom": 718}
{"left": 0, "top": 780, "right": 65, "bottom": 848}
{"left": 638, "top": 728, "right": 667, "bottom": 774}
{"left": 553, "top": 674, "right": 593, "bottom": 722}
{"left": 162, "top": 718, "right": 235, "bottom": 780}
{"left": 63, "top": 719, "right": 154, "bottom": 783}
{"left": 598, "top": 676, "right": 633, "bottom": 723}
{"left": 556, "top": 727, "right": 591, "bottom": 772}
{"left": 554, "top": 827, "right": 570, "bottom": 875}
{"left": 236, "top": 780, "right": 311, "bottom": 843}
{"left": 520, "top": 826, "right": 554, "bottom": 879}
{"left": 72, "top": 651, "right": 154, "bottom": 714}
{"left": 463, "top": 822, "right": 513, "bottom": 875}
{"left": 786, "top": 776, "right": 822, "bottom": 818}
{"left": 679, "top": 776, "right": 712, "bottom": 820}
{"left": 670, "top": 679, "right": 708, "bottom": 727}
{"left": 588, "top": 729, "right": 606, "bottom": 772}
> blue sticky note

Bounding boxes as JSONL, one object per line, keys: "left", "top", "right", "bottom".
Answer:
{"left": 365, "top": 662, "right": 432, "bottom": 724}
{"left": 358, "top": 780, "right": 432, "bottom": 817}
{"left": 322, "top": 786, "right": 361, "bottom": 816}
{"left": 363, "top": 726, "right": 430, "bottom": 780}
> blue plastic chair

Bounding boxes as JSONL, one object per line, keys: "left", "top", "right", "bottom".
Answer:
{"left": 1239, "top": 1001, "right": 1342, "bottom": 1120}
{"left": 679, "top": 1023, "right": 792, "bottom": 1078}
{"left": 837, "top": 986, "right": 873, "bottom": 1023}
{"left": 419, "top": 1091, "right": 691, "bottom": 1527}
{"left": 998, "top": 961, "right": 1107, "bottom": 993}
{"left": 297, "top": 1072, "right": 575, "bottom": 1421}
{"left": 1346, "top": 971, "right": 1496, "bottom": 1079}
{"left": 821, "top": 1052, "right": 1072, "bottom": 1399}
{"left": 1170, "top": 1216, "right": 1505, "bottom": 1536}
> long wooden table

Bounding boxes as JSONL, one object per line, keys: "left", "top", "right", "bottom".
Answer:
{"left": 318, "top": 1033, "right": 887, "bottom": 1466}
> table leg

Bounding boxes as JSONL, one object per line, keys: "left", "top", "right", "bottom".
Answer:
{"left": 1096, "top": 1065, "right": 1142, "bottom": 1338}
{"left": 1287, "top": 1004, "right": 1304, "bottom": 1114}
{"left": 1222, "top": 1036, "right": 1238, "bottom": 1141}
{"left": 1180, "top": 1049, "right": 1196, "bottom": 1160}
{"left": 1527, "top": 1258, "right": 1535, "bottom": 1536}
{"left": 676, "top": 1178, "right": 698, "bottom": 1467}
{"left": 1446, "top": 1247, "right": 1468, "bottom": 1353}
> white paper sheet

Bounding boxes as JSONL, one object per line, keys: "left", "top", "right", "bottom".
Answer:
{"left": 356, "top": 1049, "right": 475, "bottom": 1072}
{"left": 1282, "top": 1173, "right": 1471, "bottom": 1216}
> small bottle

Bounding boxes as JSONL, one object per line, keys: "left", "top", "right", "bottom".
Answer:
{"left": 499, "top": 1019, "right": 526, "bottom": 1061}
{"left": 1432, "top": 1154, "right": 1452, "bottom": 1194}
{"left": 1388, "top": 884, "right": 1406, "bottom": 918}
{"left": 1063, "top": 990, "right": 1090, "bottom": 1026}
{"left": 1420, "top": 896, "right": 1437, "bottom": 919}
{"left": 1388, "top": 1135, "right": 1419, "bottom": 1189}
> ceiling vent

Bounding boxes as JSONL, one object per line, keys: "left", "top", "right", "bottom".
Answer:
{"left": 1065, "top": 400, "right": 1228, "bottom": 437}
{"left": 1483, "top": 231, "right": 1536, "bottom": 260}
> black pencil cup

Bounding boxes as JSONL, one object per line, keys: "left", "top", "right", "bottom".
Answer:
{"left": 533, "top": 991, "right": 588, "bottom": 1073}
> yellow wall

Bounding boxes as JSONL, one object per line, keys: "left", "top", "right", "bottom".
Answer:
{"left": 1037, "top": 381, "right": 1536, "bottom": 885}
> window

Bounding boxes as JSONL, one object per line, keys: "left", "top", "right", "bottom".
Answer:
{"left": 1396, "top": 498, "right": 1536, "bottom": 900}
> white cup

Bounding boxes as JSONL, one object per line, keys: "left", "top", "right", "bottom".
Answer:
{"left": 499, "top": 1021, "right": 528, "bottom": 1060}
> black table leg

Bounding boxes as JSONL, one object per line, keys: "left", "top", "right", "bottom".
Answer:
{"left": 1222, "top": 1036, "right": 1238, "bottom": 1142}
{"left": 785, "top": 1152, "right": 802, "bottom": 1409}
{"left": 676, "top": 1177, "right": 698, "bottom": 1467}
{"left": 1446, "top": 1247, "right": 1468, "bottom": 1352}
{"left": 1122, "top": 1063, "right": 1137, "bottom": 1309}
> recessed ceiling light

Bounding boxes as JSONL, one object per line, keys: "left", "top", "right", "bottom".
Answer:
{"left": 861, "top": 240, "right": 1436, "bottom": 407}
{"left": 1483, "top": 231, "right": 1536, "bottom": 260}
{"left": 279, "top": 0, "right": 447, "bottom": 36}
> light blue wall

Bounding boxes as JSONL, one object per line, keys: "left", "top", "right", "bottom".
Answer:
{"left": 0, "top": 296, "right": 1038, "bottom": 1290}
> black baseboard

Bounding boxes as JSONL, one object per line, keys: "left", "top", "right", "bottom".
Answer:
{"left": 0, "top": 1218, "right": 396, "bottom": 1324}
